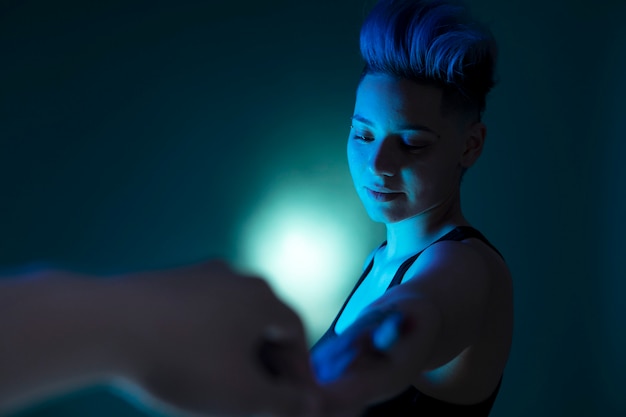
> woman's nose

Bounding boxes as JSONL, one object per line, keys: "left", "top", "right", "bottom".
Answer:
{"left": 369, "top": 138, "right": 396, "bottom": 177}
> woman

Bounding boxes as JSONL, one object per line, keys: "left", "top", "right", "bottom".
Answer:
{"left": 311, "top": 0, "right": 513, "bottom": 415}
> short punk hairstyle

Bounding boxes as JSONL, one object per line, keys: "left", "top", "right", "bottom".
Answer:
{"left": 360, "top": 0, "right": 497, "bottom": 121}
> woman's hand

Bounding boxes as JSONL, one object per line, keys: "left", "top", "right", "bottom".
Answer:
{"left": 112, "top": 260, "right": 320, "bottom": 416}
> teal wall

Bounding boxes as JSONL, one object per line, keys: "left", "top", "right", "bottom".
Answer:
{"left": 2, "top": 0, "right": 625, "bottom": 415}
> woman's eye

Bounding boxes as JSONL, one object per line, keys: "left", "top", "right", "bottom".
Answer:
{"left": 404, "top": 142, "right": 429, "bottom": 152}
{"left": 350, "top": 127, "right": 374, "bottom": 142}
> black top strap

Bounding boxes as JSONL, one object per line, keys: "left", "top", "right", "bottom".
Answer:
{"left": 388, "top": 226, "right": 504, "bottom": 288}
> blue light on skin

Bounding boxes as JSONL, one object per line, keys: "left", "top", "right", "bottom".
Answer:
{"left": 346, "top": 73, "right": 479, "bottom": 231}
{"left": 371, "top": 312, "right": 403, "bottom": 352}
{"left": 311, "top": 311, "right": 404, "bottom": 383}
{"left": 313, "top": 343, "right": 358, "bottom": 383}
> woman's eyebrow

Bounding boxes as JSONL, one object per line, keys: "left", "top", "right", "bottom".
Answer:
{"left": 351, "top": 114, "right": 440, "bottom": 137}
{"left": 351, "top": 114, "right": 375, "bottom": 127}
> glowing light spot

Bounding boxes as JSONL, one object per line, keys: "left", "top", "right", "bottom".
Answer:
{"left": 235, "top": 175, "right": 382, "bottom": 343}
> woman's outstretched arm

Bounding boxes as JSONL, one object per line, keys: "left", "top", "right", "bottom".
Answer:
{"left": 0, "top": 261, "right": 319, "bottom": 417}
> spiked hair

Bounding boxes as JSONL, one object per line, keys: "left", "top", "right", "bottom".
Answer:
{"left": 360, "top": 0, "right": 497, "bottom": 119}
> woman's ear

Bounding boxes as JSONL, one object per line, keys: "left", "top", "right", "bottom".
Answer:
{"left": 460, "top": 122, "right": 486, "bottom": 168}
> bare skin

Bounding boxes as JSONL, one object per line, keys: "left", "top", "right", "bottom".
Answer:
{"left": 0, "top": 261, "right": 319, "bottom": 417}
{"left": 310, "top": 74, "right": 513, "bottom": 416}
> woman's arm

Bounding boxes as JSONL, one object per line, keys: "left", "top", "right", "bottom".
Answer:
{"left": 0, "top": 262, "right": 319, "bottom": 417}
{"left": 311, "top": 240, "right": 493, "bottom": 413}
{"left": 0, "top": 269, "right": 125, "bottom": 413}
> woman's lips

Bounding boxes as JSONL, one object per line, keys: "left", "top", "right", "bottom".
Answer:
{"left": 365, "top": 187, "right": 402, "bottom": 202}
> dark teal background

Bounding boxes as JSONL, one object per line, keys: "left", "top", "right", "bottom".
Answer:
{"left": 2, "top": 0, "right": 625, "bottom": 415}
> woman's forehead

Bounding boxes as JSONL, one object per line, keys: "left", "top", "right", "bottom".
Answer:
{"left": 354, "top": 74, "right": 446, "bottom": 130}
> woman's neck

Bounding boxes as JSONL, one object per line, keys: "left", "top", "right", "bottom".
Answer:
{"left": 382, "top": 190, "right": 468, "bottom": 262}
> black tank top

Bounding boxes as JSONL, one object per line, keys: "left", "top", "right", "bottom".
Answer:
{"left": 312, "top": 226, "right": 504, "bottom": 417}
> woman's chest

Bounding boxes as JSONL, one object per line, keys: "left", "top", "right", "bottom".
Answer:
{"left": 334, "top": 260, "right": 407, "bottom": 334}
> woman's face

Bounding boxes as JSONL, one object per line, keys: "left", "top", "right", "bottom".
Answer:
{"left": 347, "top": 73, "right": 480, "bottom": 224}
